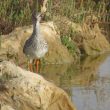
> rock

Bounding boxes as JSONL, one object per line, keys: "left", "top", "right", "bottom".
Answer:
{"left": 1, "top": 105, "right": 15, "bottom": 110}
{"left": 0, "top": 22, "right": 74, "bottom": 64}
{"left": 55, "top": 16, "right": 110, "bottom": 55}
{"left": 0, "top": 61, "right": 76, "bottom": 110}
{"left": 74, "top": 16, "right": 110, "bottom": 55}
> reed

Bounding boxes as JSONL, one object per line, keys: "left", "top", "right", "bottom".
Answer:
{"left": 0, "top": 0, "right": 32, "bottom": 34}
{"left": 47, "top": 0, "right": 110, "bottom": 23}
{"left": 0, "top": 0, "right": 109, "bottom": 34}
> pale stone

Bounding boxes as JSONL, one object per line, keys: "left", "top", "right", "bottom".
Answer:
{"left": 54, "top": 16, "right": 110, "bottom": 55}
{"left": 1, "top": 105, "right": 15, "bottom": 110}
{"left": 0, "top": 61, "right": 76, "bottom": 110}
{"left": 0, "top": 22, "right": 74, "bottom": 64}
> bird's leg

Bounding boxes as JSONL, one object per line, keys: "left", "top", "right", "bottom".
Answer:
{"left": 35, "top": 59, "right": 40, "bottom": 73}
{"left": 28, "top": 59, "right": 33, "bottom": 72}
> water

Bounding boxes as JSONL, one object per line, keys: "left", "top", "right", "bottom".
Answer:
{"left": 37, "top": 54, "right": 110, "bottom": 110}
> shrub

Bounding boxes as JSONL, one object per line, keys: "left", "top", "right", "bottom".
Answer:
{"left": 0, "top": 0, "right": 109, "bottom": 35}
{"left": 61, "top": 35, "right": 76, "bottom": 55}
{"left": 0, "top": 0, "right": 32, "bottom": 34}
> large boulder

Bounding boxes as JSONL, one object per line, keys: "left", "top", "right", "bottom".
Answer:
{"left": 79, "top": 16, "right": 110, "bottom": 55}
{"left": 0, "top": 22, "right": 74, "bottom": 64}
{"left": 55, "top": 16, "right": 110, "bottom": 55}
{"left": 0, "top": 61, "right": 76, "bottom": 110}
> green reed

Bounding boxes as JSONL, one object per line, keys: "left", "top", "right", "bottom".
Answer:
{"left": 0, "top": 0, "right": 110, "bottom": 35}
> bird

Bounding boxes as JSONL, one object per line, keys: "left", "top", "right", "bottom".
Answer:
{"left": 23, "top": 12, "right": 48, "bottom": 73}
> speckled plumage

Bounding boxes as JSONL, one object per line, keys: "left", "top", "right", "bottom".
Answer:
{"left": 23, "top": 13, "right": 48, "bottom": 61}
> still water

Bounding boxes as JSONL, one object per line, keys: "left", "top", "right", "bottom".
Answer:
{"left": 36, "top": 54, "right": 110, "bottom": 110}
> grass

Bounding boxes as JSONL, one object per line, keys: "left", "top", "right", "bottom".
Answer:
{"left": 0, "top": 0, "right": 109, "bottom": 35}
{"left": 0, "top": 0, "right": 110, "bottom": 55}
{"left": 0, "top": 0, "right": 32, "bottom": 34}
{"left": 61, "top": 35, "right": 76, "bottom": 55}
{"left": 46, "top": 0, "right": 110, "bottom": 23}
{"left": 46, "top": 0, "right": 110, "bottom": 55}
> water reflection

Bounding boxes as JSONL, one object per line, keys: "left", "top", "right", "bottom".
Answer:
{"left": 38, "top": 54, "right": 110, "bottom": 110}
{"left": 39, "top": 54, "right": 108, "bottom": 87}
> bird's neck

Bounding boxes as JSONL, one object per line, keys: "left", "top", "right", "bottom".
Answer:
{"left": 33, "top": 21, "right": 40, "bottom": 36}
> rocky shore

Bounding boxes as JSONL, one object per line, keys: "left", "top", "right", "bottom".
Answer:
{"left": 0, "top": 61, "right": 76, "bottom": 110}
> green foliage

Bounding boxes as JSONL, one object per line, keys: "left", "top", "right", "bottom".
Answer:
{"left": 0, "top": 0, "right": 32, "bottom": 34}
{"left": 0, "top": 0, "right": 110, "bottom": 34}
{"left": 47, "top": 0, "right": 110, "bottom": 23}
{"left": 61, "top": 35, "right": 76, "bottom": 55}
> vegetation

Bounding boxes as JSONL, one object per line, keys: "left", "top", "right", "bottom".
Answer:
{"left": 0, "top": 0, "right": 109, "bottom": 54}
{"left": 60, "top": 26, "right": 78, "bottom": 55}
{"left": 0, "top": 0, "right": 109, "bottom": 35}
{"left": 46, "top": 0, "right": 110, "bottom": 55}
{"left": 0, "top": 0, "right": 32, "bottom": 34}
{"left": 46, "top": 0, "right": 110, "bottom": 24}
{"left": 61, "top": 35, "right": 76, "bottom": 55}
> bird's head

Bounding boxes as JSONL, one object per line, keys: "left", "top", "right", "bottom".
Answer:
{"left": 32, "top": 11, "right": 44, "bottom": 23}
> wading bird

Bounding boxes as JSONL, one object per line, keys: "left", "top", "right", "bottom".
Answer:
{"left": 23, "top": 12, "right": 48, "bottom": 73}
